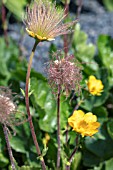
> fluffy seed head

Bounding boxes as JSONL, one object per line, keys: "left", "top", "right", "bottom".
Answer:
{"left": 24, "top": 0, "right": 77, "bottom": 41}
{"left": 0, "top": 87, "right": 16, "bottom": 126}
{"left": 46, "top": 52, "right": 82, "bottom": 96}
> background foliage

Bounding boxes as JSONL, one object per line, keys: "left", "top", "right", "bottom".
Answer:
{"left": 0, "top": 0, "right": 113, "bottom": 170}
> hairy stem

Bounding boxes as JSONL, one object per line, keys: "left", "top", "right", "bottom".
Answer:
{"left": 66, "top": 136, "right": 79, "bottom": 170}
{"left": 76, "top": 0, "right": 83, "bottom": 19}
{"left": 57, "top": 85, "right": 61, "bottom": 169}
{"left": 25, "top": 40, "right": 46, "bottom": 170}
{"left": 3, "top": 124, "right": 16, "bottom": 170}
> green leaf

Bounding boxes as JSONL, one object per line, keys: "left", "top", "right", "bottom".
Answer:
{"left": 83, "top": 149, "right": 101, "bottom": 167}
{"left": 30, "top": 77, "right": 70, "bottom": 132}
{"left": 18, "top": 165, "right": 40, "bottom": 170}
{"left": 45, "top": 138, "right": 57, "bottom": 169}
{"left": 30, "top": 77, "right": 57, "bottom": 133}
{"left": 4, "top": 0, "right": 27, "bottom": 20}
{"left": 0, "top": 153, "right": 9, "bottom": 168}
{"left": 20, "top": 88, "right": 25, "bottom": 97}
{"left": 71, "top": 152, "right": 82, "bottom": 170}
{"left": 9, "top": 122, "right": 31, "bottom": 153}
{"left": 103, "top": 0, "right": 113, "bottom": 11}
{"left": 83, "top": 122, "right": 113, "bottom": 167}
{"left": 107, "top": 120, "right": 113, "bottom": 140}
{"left": 10, "top": 137, "right": 27, "bottom": 154}
{"left": 105, "top": 157, "right": 113, "bottom": 170}
{"left": 92, "top": 106, "right": 108, "bottom": 123}
{"left": 61, "top": 0, "right": 70, "bottom": 4}
{"left": 97, "top": 35, "right": 113, "bottom": 87}
{"left": 81, "top": 91, "right": 109, "bottom": 111}
{"left": 72, "top": 24, "right": 97, "bottom": 73}
{"left": 0, "top": 37, "right": 19, "bottom": 85}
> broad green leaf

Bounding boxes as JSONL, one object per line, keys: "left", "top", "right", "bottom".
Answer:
{"left": 0, "top": 37, "right": 19, "bottom": 85}
{"left": 97, "top": 35, "right": 113, "bottom": 86}
{"left": 30, "top": 77, "right": 70, "bottom": 132}
{"left": 103, "top": 0, "right": 113, "bottom": 11}
{"left": 107, "top": 120, "right": 113, "bottom": 140}
{"left": 83, "top": 149, "right": 102, "bottom": 167}
{"left": 83, "top": 122, "right": 113, "bottom": 167}
{"left": 105, "top": 157, "right": 113, "bottom": 170}
{"left": 30, "top": 77, "right": 57, "bottom": 133}
{"left": 81, "top": 92, "right": 109, "bottom": 111}
{"left": 92, "top": 106, "right": 108, "bottom": 123}
{"left": 0, "top": 153, "right": 9, "bottom": 167}
{"left": 68, "top": 131, "right": 77, "bottom": 145}
{"left": 4, "top": 0, "right": 27, "bottom": 20}
{"left": 9, "top": 112, "right": 31, "bottom": 154}
{"left": 72, "top": 24, "right": 97, "bottom": 73}
{"left": 10, "top": 137, "right": 27, "bottom": 153}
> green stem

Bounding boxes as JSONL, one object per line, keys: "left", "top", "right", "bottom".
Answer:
{"left": 25, "top": 40, "right": 46, "bottom": 170}
{"left": 3, "top": 124, "right": 16, "bottom": 170}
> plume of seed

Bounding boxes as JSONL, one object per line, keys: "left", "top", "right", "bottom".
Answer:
{"left": 46, "top": 52, "right": 82, "bottom": 97}
{"left": 24, "top": 0, "right": 77, "bottom": 39}
{"left": 0, "top": 87, "right": 26, "bottom": 128}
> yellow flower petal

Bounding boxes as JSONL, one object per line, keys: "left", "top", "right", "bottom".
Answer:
{"left": 26, "top": 28, "right": 35, "bottom": 38}
{"left": 84, "top": 112, "right": 97, "bottom": 123}
{"left": 73, "top": 110, "right": 85, "bottom": 118}
{"left": 68, "top": 110, "right": 100, "bottom": 137}
{"left": 68, "top": 110, "right": 84, "bottom": 128}
{"left": 87, "top": 75, "right": 104, "bottom": 96}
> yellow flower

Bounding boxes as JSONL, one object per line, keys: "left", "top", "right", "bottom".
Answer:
{"left": 24, "top": 0, "right": 77, "bottom": 41}
{"left": 68, "top": 110, "right": 100, "bottom": 137}
{"left": 42, "top": 133, "right": 50, "bottom": 145}
{"left": 87, "top": 75, "right": 104, "bottom": 96}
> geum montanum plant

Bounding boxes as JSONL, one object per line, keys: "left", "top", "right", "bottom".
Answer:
{"left": 23, "top": 0, "right": 77, "bottom": 169}
{"left": 0, "top": 0, "right": 104, "bottom": 169}
{"left": 21, "top": 0, "right": 103, "bottom": 169}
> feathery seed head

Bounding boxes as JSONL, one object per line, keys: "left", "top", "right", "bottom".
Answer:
{"left": 46, "top": 52, "right": 82, "bottom": 96}
{"left": 24, "top": 0, "right": 77, "bottom": 41}
{"left": 0, "top": 87, "right": 16, "bottom": 126}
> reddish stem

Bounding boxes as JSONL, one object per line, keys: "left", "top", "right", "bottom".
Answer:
{"left": 57, "top": 85, "right": 61, "bottom": 169}
{"left": 25, "top": 40, "right": 46, "bottom": 170}
{"left": 3, "top": 124, "right": 16, "bottom": 170}
{"left": 76, "top": 0, "right": 83, "bottom": 19}
{"left": 64, "top": 0, "right": 69, "bottom": 58}
{"left": 66, "top": 136, "right": 79, "bottom": 170}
